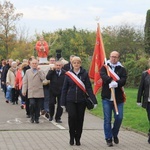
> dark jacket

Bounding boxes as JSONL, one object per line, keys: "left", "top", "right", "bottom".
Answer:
{"left": 137, "top": 71, "right": 150, "bottom": 108}
{"left": 23, "top": 65, "right": 31, "bottom": 74}
{"left": 46, "top": 69, "right": 65, "bottom": 96}
{"left": 60, "top": 67, "right": 97, "bottom": 106}
{"left": 63, "top": 62, "right": 72, "bottom": 71}
{"left": 100, "top": 64, "right": 127, "bottom": 104}
{"left": 1, "top": 64, "right": 11, "bottom": 83}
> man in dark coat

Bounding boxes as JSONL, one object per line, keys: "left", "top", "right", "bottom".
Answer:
{"left": 100, "top": 51, "right": 127, "bottom": 147}
{"left": 46, "top": 60, "right": 65, "bottom": 123}
{"left": 22, "top": 58, "right": 32, "bottom": 118}
{"left": 1, "top": 59, "right": 13, "bottom": 100}
{"left": 137, "top": 62, "right": 150, "bottom": 144}
{"left": 63, "top": 55, "right": 75, "bottom": 71}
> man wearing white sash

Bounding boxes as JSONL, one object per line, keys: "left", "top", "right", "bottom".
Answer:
{"left": 100, "top": 51, "right": 127, "bottom": 147}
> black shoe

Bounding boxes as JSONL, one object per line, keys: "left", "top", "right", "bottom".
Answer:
{"left": 69, "top": 138, "right": 74, "bottom": 146}
{"left": 45, "top": 113, "right": 49, "bottom": 119}
{"left": 49, "top": 117, "right": 53, "bottom": 121}
{"left": 148, "top": 138, "right": 150, "bottom": 144}
{"left": 75, "top": 136, "right": 81, "bottom": 146}
{"left": 56, "top": 120, "right": 62, "bottom": 123}
{"left": 26, "top": 115, "right": 30, "bottom": 118}
{"left": 114, "top": 137, "right": 119, "bottom": 144}
{"left": 21, "top": 105, "right": 24, "bottom": 109}
{"left": 148, "top": 133, "right": 150, "bottom": 144}
{"left": 16, "top": 101, "right": 18, "bottom": 104}
{"left": 106, "top": 139, "right": 113, "bottom": 147}
{"left": 76, "top": 141, "right": 81, "bottom": 146}
{"left": 75, "top": 140, "right": 81, "bottom": 146}
{"left": 41, "top": 110, "right": 46, "bottom": 115}
{"left": 12, "top": 102, "right": 15, "bottom": 105}
{"left": 35, "top": 120, "right": 39, "bottom": 124}
{"left": 30, "top": 118, "right": 34, "bottom": 123}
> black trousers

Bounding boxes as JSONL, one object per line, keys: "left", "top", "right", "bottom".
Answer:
{"left": 29, "top": 98, "right": 43, "bottom": 121}
{"left": 49, "top": 94, "right": 63, "bottom": 120}
{"left": 146, "top": 102, "right": 150, "bottom": 132}
{"left": 11, "top": 88, "right": 18, "bottom": 103}
{"left": 22, "top": 90, "right": 30, "bottom": 116}
{"left": 3, "top": 83, "right": 7, "bottom": 97}
{"left": 66, "top": 101, "right": 86, "bottom": 141}
{"left": 25, "top": 98, "right": 30, "bottom": 116}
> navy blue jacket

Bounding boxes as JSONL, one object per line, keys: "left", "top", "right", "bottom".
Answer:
{"left": 1, "top": 64, "right": 11, "bottom": 83}
{"left": 46, "top": 69, "right": 65, "bottom": 96}
{"left": 60, "top": 67, "right": 97, "bottom": 106}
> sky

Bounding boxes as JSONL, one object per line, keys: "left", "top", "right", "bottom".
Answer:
{"left": 5, "top": 0, "right": 150, "bottom": 36}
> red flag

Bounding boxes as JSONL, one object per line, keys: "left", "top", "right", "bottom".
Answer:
{"left": 89, "top": 23, "right": 106, "bottom": 95}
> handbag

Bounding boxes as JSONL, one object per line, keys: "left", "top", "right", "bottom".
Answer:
{"left": 66, "top": 71, "right": 95, "bottom": 110}
{"left": 86, "top": 95, "right": 94, "bottom": 110}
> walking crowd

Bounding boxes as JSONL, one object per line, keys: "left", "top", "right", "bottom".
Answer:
{"left": 0, "top": 36, "right": 149, "bottom": 148}
{"left": 0, "top": 54, "right": 98, "bottom": 146}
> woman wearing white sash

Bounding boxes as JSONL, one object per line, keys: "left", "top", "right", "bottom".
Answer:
{"left": 60, "top": 56, "right": 97, "bottom": 146}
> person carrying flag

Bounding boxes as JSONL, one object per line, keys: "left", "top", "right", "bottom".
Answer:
{"left": 100, "top": 51, "right": 127, "bottom": 147}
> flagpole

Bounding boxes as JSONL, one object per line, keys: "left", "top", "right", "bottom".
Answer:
{"left": 98, "top": 23, "right": 119, "bottom": 115}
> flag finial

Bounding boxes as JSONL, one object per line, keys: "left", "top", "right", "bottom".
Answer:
{"left": 95, "top": 16, "right": 100, "bottom": 22}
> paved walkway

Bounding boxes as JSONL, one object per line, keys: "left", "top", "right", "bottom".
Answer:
{"left": 0, "top": 90, "right": 149, "bottom": 150}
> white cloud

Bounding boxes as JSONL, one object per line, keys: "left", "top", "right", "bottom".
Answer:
{"left": 12, "top": 0, "right": 149, "bottom": 35}
{"left": 86, "top": 6, "right": 104, "bottom": 14}
{"left": 17, "top": 4, "right": 105, "bottom": 21}
{"left": 102, "top": 12, "right": 145, "bottom": 27}
{"left": 18, "top": 6, "right": 70, "bottom": 20}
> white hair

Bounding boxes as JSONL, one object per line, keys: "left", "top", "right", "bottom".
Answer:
{"left": 11, "top": 61, "right": 17, "bottom": 65}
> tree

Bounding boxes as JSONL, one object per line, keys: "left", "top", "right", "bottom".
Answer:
{"left": 102, "top": 25, "right": 145, "bottom": 62}
{"left": 144, "top": 9, "right": 150, "bottom": 55}
{"left": 101, "top": 25, "right": 146, "bottom": 87}
{"left": 0, "top": 1, "right": 23, "bottom": 58}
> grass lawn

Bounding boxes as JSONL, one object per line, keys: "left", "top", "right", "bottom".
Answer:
{"left": 89, "top": 88, "right": 149, "bottom": 134}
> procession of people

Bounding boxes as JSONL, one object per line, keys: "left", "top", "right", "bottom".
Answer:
{"left": 0, "top": 36, "right": 150, "bottom": 148}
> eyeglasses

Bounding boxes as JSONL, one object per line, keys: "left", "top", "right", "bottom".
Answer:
{"left": 110, "top": 56, "right": 119, "bottom": 59}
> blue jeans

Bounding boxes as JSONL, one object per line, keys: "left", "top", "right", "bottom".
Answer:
{"left": 102, "top": 99, "right": 124, "bottom": 140}
{"left": 6, "top": 85, "right": 12, "bottom": 101}
{"left": 41, "top": 85, "right": 49, "bottom": 112}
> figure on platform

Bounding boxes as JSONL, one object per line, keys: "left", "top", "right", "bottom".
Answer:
{"left": 35, "top": 36, "right": 49, "bottom": 64}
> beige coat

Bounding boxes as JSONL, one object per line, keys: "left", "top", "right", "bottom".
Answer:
{"left": 22, "top": 69, "right": 45, "bottom": 98}
{"left": 6, "top": 69, "right": 17, "bottom": 88}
